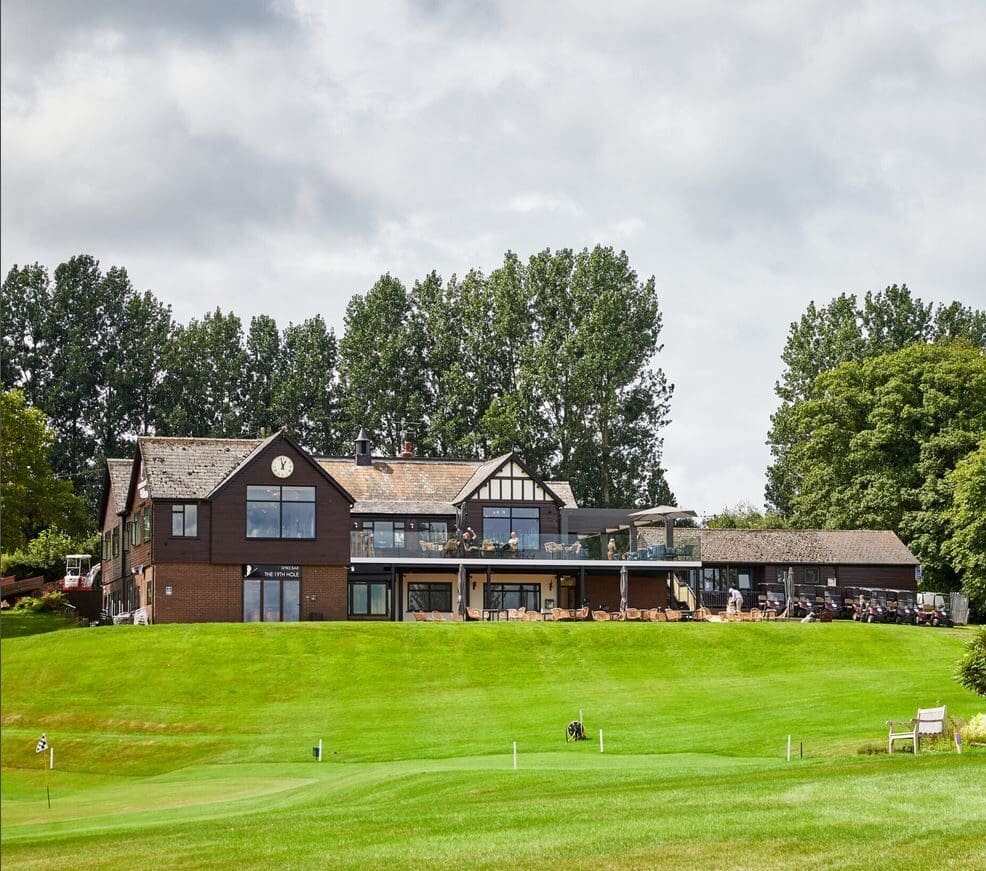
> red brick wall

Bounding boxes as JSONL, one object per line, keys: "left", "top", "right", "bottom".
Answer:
{"left": 151, "top": 563, "right": 348, "bottom": 623}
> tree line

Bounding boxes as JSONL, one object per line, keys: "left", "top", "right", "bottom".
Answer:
{"left": 1, "top": 247, "right": 675, "bottom": 513}
{"left": 761, "top": 286, "right": 986, "bottom": 604}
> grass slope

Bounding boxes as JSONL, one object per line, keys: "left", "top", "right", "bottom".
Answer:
{"left": 2, "top": 620, "right": 984, "bottom": 870}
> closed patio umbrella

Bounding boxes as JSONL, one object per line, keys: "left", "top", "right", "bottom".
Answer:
{"left": 457, "top": 563, "right": 467, "bottom": 618}
{"left": 783, "top": 566, "right": 794, "bottom": 620}
{"left": 620, "top": 565, "right": 629, "bottom": 613}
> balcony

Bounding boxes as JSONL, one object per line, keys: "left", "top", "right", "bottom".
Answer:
{"left": 349, "top": 529, "right": 701, "bottom": 564}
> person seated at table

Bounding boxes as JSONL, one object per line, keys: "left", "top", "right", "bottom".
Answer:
{"left": 502, "top": 531, "right": 519, "bottom": 553}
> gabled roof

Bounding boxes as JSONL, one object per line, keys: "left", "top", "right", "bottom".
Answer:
{"left": 451, "top": 453, "right": 514, "bottom": 503}
{"left": 318, "top": 457, "right": 479, "bottom": 515}
{"left": 318, "top": 451, "right": 567, "bottom": 514}
{"left": 133, "top": 436, "right": 263, "bottom": 500}
{"left": 546, "top": 481, "right": 577, "bottom": 508}
{"left": 98, "top": 458, "right": 135, "bottom": 524}
{"left": 698, "top": 529, "right": 919, "bottom": 566}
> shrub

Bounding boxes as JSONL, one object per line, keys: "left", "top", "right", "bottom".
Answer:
{"left": 957, "top": 627, "right": 986, "bottom": 697}
{"left": 10, "top": 590, "right": 68, "bottom": 613}
{"left": 963, "top": 713, "right": 986, "bottom": 743}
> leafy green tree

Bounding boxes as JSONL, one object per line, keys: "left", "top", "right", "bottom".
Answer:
{"left": 943, "top": 439, "right": 986, "bottom": 611}
{"left": 242, "top": 314, "right": 282, "bottom": 439}
{"left": 0, "top": 390, "right": 89, "bottom": 551}
{"left": 767, "top": 286, "right": 986, "bottom": 514}
{"left": 44, "top": 255, "right": 107, "bottom": 489}
{"left": 337, "top": 275, "right": 427, "bottom": 453}
{"left": 783, "top": 342, "right": 986, "bottom": 589}
{"left": 1, "top": 263, "right": 52, "bottom": 407}
{"left": 111, "top": 288, "right": 173, "bottom": 440}
{"left": 156, "top": 309, "right": 246, "bottom": 437}
{"left": 275, "top": 316, "right": 341, "bottom": 454}
{"left": 521, "top": 246, "right": 672, "bottom": 507}
{"left": 706, "top": 502, "right": 787, "bottom": 529}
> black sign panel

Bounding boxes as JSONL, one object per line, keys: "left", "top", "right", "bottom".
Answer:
{"left": 243, "top": 564, "right": 302, "bottom": 580}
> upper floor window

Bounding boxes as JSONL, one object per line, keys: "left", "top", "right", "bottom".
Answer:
{"left": 482, "top": 506, "right": 539, "bottom": 549}
{"left": 143, "top": 508, "right": 152, "bottom": 542}
{"left": 103, "top": 531, "right": 112, "bottom": 559}
{"left": 112, "top": 528, "right": 120, "bottom": 557}
{"left": 172, "top": 503, "right": 198, "bottom": 537}
{"left": 247, "top": 486, "right": 315, "bottom": 539}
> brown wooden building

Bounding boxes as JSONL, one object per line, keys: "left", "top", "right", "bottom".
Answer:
{"left": 97, "top": 431, "right": 919, "bottom": 624}
{"left": 99, "top": 431, "right": 354, "bottom": 623}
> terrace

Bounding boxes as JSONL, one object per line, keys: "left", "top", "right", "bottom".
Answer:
{"left": 349, "top": 527, "right": 702, "bottom": 566}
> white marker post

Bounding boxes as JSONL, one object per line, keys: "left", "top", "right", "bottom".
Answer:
{"left": 513, "top": 741, "right": 517, "bottom": 770}
{"left": 599, "top": 729, "right": 604, "bottom": 753}
{"left": 579, "top": 708, "right": 583, "bottom": 724}
{"left": 50, "top": 747, "right": 54, "bottom": 770}
{"left": 318, "top": 739, "right": 323, "bottom": 762}
{"left": 787, "top": 735, "right": 791, "bottom": 762}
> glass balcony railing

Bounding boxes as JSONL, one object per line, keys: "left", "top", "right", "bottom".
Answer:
{"left": 350, "top": 529, "right": 701, "bottom": 562}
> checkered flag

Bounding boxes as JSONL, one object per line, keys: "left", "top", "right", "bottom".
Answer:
{"left": 35, "top": 733, "right": 48, "bottom": 754}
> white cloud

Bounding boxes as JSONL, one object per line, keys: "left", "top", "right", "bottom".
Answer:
{"left": 3, "top": 0, "right": 985, "bottom": 510}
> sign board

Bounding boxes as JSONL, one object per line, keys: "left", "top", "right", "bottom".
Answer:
{"left": 915, "top": 565, "right": 922, "bottom": 581}
{"left": 243, "top": 564, "right": 302, "bottom": 580}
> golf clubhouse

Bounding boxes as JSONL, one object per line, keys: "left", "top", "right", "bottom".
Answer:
{"left": 98, "top": 430, "right": 920, "bottom": 624}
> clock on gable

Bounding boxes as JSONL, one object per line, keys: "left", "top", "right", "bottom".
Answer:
{"left": 271, "top": 455, "right": 295, "bottom": 478}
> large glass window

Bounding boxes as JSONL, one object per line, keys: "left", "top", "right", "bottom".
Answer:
{"left": 360, "top": 521, "right": 406, "bottom": 551}
{"left": 247, "top": 486, "right": 315, "bottom": 539}
{"left": 172, "top": 504, "right": 198, "bottom": 537}
{"left": 243, "top": 578, "right": 300, "bottom": 622}
{"left": 349, "top": 581, "right": 390, "bottom": 617}
{"left": 484, "top": 583, "right": 541, "bottom": 611}
{"left": 243, "top": 580, "right": 261, "bottom": 621}
{"left": 408, "top": 582, "right": 452, "bottom": 612}
{"left": 482, "top": 507, "right": 539, "bottom": 549}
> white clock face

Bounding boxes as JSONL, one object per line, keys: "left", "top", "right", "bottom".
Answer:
{"left": 271, "top": 455, "right": 294, "bottom": 478}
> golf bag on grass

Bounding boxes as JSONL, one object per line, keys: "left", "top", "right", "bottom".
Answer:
{"left": 566, "top": 720, "right": 587, "bottom": 742}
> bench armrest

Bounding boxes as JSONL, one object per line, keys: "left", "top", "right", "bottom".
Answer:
{"left": 886, "top": 719, "right": 917, "bottom": 728}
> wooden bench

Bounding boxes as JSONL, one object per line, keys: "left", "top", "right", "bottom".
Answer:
{"left": 887, "top": 705, "right": 947, "bottom": 753}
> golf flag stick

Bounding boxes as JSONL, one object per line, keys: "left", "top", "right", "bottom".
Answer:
{"left": 36, "top": 733, "right": 50, "bottom": 809}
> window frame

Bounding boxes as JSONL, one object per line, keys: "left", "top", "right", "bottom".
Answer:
{"left": 484, "top": 583, "right": 541, "bottom": 612}
{"left": 407, "top": 582, "right": 452, "bottom": 612}
{"left": 481, "top": 506, "right": 540, "bottom": 550}
{"left": 348, "top": 581, "right": 391, "bottom": 618}
{"left": 171, "top": 503, "right": 199, "bottom": 538}
{"left": 246, "top": 485, "right": 316, "bottom": 540}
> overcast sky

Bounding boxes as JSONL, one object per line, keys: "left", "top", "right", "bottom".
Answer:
{"left": 3, "top": 1, "right": 984, "bottom": 516}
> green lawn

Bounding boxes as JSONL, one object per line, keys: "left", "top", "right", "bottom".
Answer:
{"left": 0, "top": 611, "right": 78, "bottom": 639}
{"left": 2, "top": 620, "right": 984, "bottom": 870}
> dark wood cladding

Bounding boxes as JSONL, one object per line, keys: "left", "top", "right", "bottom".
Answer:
{"left": 463, "top": 501, "right": 561, "bottom": 536}
{"left": 154, "top": 500, "right": 211, "bottom": 562}
{"left": 835, "top": 565, "right": 918, "bottom": 591}
{"left": 210, "top": 440, "right": 350, "bottom": 565}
